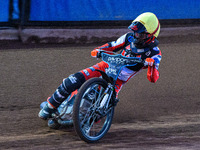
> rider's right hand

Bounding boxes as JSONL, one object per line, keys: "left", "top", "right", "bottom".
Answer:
{"left": 145, "top": 58, "right": 155, "bottom": 67}
{"left": 91, "top": 49, "right": 101, "bottom": 58}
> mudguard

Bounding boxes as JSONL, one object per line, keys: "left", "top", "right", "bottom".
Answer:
{"left": 95, "top": 69, "right": 113, "bottom": 84}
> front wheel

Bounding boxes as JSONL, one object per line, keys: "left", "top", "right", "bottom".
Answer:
{"left": 73, "top": 77, "right": 114, "bottom": 143}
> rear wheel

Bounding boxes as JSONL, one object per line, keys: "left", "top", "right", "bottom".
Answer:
{"left": 73, "top": 77, "right": 114, "bottom": 143}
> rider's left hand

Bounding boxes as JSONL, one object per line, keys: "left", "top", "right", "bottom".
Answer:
{"left": 145, "top": 58, "right": 155, "bottom": 66}
{"left": 91, "top": 49, "right": 101, "bottom": 58}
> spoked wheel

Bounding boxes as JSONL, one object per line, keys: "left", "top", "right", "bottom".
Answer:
{"left": 73, "top": 77, "right": 114, "bottom": 143}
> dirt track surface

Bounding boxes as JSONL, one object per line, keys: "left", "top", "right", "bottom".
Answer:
{"left": 0, "top": 34, "right": 200, "bottom": 149}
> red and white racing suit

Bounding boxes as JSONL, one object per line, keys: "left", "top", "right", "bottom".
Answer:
{"left": 47, "top": 32, "right": 162, "bottom": 109}
{"left": 80, "top": 32, "right": 162, "bottom": 95}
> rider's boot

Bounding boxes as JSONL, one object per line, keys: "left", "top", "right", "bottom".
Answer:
{"left": 39, "top": 72, "right": 86, "bottom": 120}
{"left": 38, "top": 98, "right": 56, "bottom": 120}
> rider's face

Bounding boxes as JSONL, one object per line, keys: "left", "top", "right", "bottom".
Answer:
{"left": 134, "top": 32, "right": 150, "bottom": 40}
{"left": 133, "top": 32, "right": 152, "bottom": 49}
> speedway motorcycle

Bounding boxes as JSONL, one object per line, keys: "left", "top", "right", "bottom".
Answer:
{"left": 40, "top": 50, "right": 145, "bottom": 143}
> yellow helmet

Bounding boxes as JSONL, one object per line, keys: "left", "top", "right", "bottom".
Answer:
{"left": 129, "top": 12, "right": 160, "bottom": 38}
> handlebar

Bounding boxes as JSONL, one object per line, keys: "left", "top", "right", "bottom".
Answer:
{"left": 95, "top": 49, "right": 146, "bottom": 66}
{"left": 93, "top": 49, "right": 155, "bottom": 67}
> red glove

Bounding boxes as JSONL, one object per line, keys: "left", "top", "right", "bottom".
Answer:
{"left": 145, "top": 58, "right": 159, "bottom": 83}
{"left": 91, "top": 49, "right": 101, "bottom": 58}
{"left": 145, "top": 58, "right": 155, "bottom": 67}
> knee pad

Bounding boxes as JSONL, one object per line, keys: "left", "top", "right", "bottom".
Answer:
{"left": 62, "top": 72, "right": 86, "bottom": 94}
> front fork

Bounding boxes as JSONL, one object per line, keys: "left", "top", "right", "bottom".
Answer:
{"left": 100, "top": 83, "right": 114, "bottom": 108}
{"left": 97, "top": 83, "right": 115, "bottom": 116}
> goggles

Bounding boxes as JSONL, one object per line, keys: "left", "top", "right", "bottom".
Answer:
{"left": 134, "top": 32, "right": 152, "bottom": 40}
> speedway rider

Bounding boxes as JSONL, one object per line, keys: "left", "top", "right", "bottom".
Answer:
{"left": 39, "top": 12, "right": 162, "bottom": 120}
